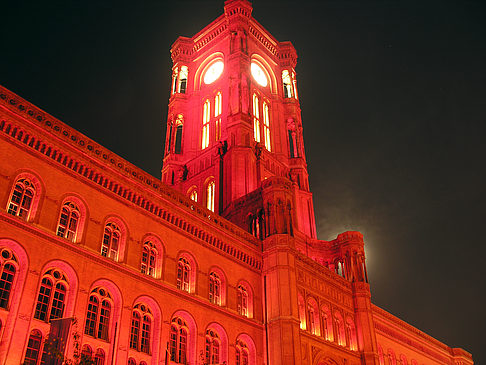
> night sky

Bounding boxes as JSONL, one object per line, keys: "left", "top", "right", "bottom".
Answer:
{"left": 2, "top": 0, "right": 485, "bottom": 362}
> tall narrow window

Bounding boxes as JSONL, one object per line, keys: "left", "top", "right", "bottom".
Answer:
{"left": 307, "top": 304, "right": 315, "bottom": 334}
{"left": 178, "top": 66, "right": 188, "bottom": 93}
{"left": 262, "top": 101, "right": 271, "bottom": 151}
{"left": 171, "top": 67, "right": 179, "bottom": 94}
{"left": 167, "top": 120, "right": 173, "bottom": 154}
{"left": 189, "top": 189, "right": 198, "bottom": 202}
{"left": 174, "top": 114, "right": 183, "bottom": 154}
{"left": 101, "top": 222, "right": 120, "bottom": 260}
{"left": 24, "top": 330, "right": 43, "bottom": 365}
{"left": 282, "top": 70, "right": 293, "bottom": 98}
{"left": 206, "top": 181, "right": 215, "bottom": 212}
{"left": 177, "top": 257, "right": 191, "bottom": 292}
{"left": 214, "top": 92, "right": 222, "bottom": 141}
{"left": 141, "top": 241, "right": 157, "bottom": 277}
{"left": 0, "top": 248, "right": 17, "bottom": 309}
{"left": 208, "top": 272, "right": 221, "bottom": 305}
{"left": 130, "top": 304, "right": 152, "bottom": 354}
{"left": 84, "top": 287, "right": 112, "bottom": 341}
{"left": 7, "top": 178, "right": 35, "bottom": 219}
{"left": 202, "top": 99, "right": 211, "bottom": 149}
{"left": 252, "top": 94, "right": 260, "bottom": 142}
{"left": 287, "top": 119, "right": 299, "bottom": 158}
{"left": 170, "top": 317, "right": 188, "bottom": 364}
{"left": 237, "top": 285, "right": 248, "bottom": 317}
{"left": 34, "top": 269, "right": 68, "bottom": 322}
{"left": 205, "top": 329, "right": 220, "bottom": 364}
{"left": 292, "top": 70, "right": 298, "bottom": 99}
{"left": 56, "top": 202, "right": 80, "bottom": 242}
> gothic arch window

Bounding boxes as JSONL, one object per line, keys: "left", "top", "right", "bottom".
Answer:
{"left": 307, "top": 298, "right": 320, "bottom": 336}
{"left": 215, "top": 91, "right": 222, "bottom": 141}
{"left": 206, "top": 179, "right": 215, "bottom": 212}
{"left": 0, "top": 248, "right": 17, "bottom": 309}
{"left": 320, "top": 305, "right": 333, "bottom": 341}
{"left": 84, "top": 287, "right": 113, "bottom": 341}
{"left": 345, "top": 315, "right": 358, "bottom": 351}
{"left": 56, "top": 201, "right": 81, "bottom": 242}
{"left": 205, "top": 328, "right": 220, "bottom": 364}
{"left": 34, "top": 268, "right": 68, "bottom": 322}
{"left": 94, "top": 349, "right": 105, "bottom": 365}
{"left": 169, "top": 317, "right": 188, "bottom": 364}
{"left": 235, "top": 339, "right": 249, "bottom": 365}
{"left": 202, "top": 99, "right": 211, "bottom": 149}
{"left": 7, "top": 177, "right": 36, "bottom": 220}
{"left": 24, "top": 329, "right": 43, "bottom": 365}
{"left": 237, "top": 281, "right": 253, "bottom": 318}
{"left": 174, "top": 114, "right": 184, "bottom": 154}
{"left": 188, "top": 186, "right": 198, "bottom": 202}
{"left": 141, "top": 237, "right": 162, "bottom": 278}
{"left": 129, "top": 303, "right": 152, "bottom": 354}
{"left": 333, "top": 312, "right": 346, "bottom": 346}
{"left": 252, "top": 94, "right": 260, "bottom": 143}
{"left": 101, "top": 218, "right": 126, "bottom": 262}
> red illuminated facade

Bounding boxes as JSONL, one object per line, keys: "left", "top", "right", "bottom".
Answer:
{"left": 0, "top": 1, "right": 474, "bottom": 364}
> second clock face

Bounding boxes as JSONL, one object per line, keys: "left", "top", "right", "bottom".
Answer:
{"left": 251, "top": 62, "right": 268, "bottom": 87}
{"left": 203, "top": 61, "right": 224, "bottom": 84}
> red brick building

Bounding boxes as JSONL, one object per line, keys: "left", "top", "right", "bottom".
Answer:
{"left": 0, "top": 1, "right": 474, "bottom": 364}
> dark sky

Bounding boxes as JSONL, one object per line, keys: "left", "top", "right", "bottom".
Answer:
{"left": 2, "top": 0, "right": 485, "bottom": 362}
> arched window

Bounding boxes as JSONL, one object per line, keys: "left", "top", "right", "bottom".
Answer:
{"left": 170, "top": 317, "right": 188, "bottom": 364}
{"left": 101, "top": 222, "right": 120, "bottom": 260}
{"left": 128, "top": 358, "right": 136, "bottom": 365}
{"left": 84, "top": 287, "right": 112, "bottom": 340}
{"left": 130, "top": 303, "right": 152, "bottom": 354}
{"left": 334, "top": 313, "right": 345, "bottom": 346}
{"left": 34, "top": 269, "right": 68, "bottom": 322}
{"left": 345, "top": 316, "right": 358, "bottom": 351}
{"left": 215, "top": 92, "right": 222, "bottom": 141}
{"left": 94, "top": 349, "right": 105, "bottom": 365}
{"left": 262, "top": 101, "right": 271, "bottom": 151}
{"left": 237, "top": 285, "right": 248, "bottom": 317}
{"left": 0, "top": 248, "right": 17, "bottom": 309}
{"left": 141, "top": 241, "right": 158, "bottom": 277}
{"left": 208, "top": 272, "right": 221, "bottom": 305}
{"left": 378, "top": 345, "right": 385, "bottom": 365}
{"left": 174, "top": 114, "right": 183, "bottom": 154}
{"left": 178, "top": 66, "right": 188, "bottom": 93}
{"left": 24, "top": 330, "right": 43, "bottom": 365}
{"left": 206, "top": 180, "right": 215, "bottom": 212}
{"left": 177, "top": 257, "right": 191, "bottom": 292}
{"left": 399, "top": 354, "right": 408, "bottom": 365}
{"left": 387, "top": 349, "right": 397, "bottom": 365}
{"left": 235, "top": 339, "right": 249, "bottom": 365}
{"left": 252, "top": 94, "right": 260, "bottom": 143}
{"left": 56, "top": 201, "right": 80, "bottom": 242}
{"left": 321, "top": 305, "right": 333, "bottom": 341}
{"left": 189, "top": 188, "right": 198, "bottom": 202}
{"left": 202, "top": 99, "right": 211, "bottom": 149}
{"left": 205, "top": 329, "right": 220, "bottom": 364}
{"left": 298, "top": 293, "right": 306, "bottom": 330}
{"left": 307, "top": 298, "right": 320, "bottom": 336}
{"left": 7, "top": 178, "right": 35, "bottom": 219}
{"left": 282, "top": 70, "right": 293, "bottom": 98}
{"left": 81, "top": 345, "right": 93, "bottom": 361}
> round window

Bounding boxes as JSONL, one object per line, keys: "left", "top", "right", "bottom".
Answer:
{"left": 251, "top": 62, "right": 268, "bottom": 87}
{"left": 203, "top": 60, "right": 224, "bottom": 84}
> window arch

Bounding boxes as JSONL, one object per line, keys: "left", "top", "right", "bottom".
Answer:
{"left": 345, "top": 315, "right": 358, "bottom": 351}
{"left": 215, "top": 92, "right": 222, "bottom": 141}
{"left": 7, "top": 177, "right": 35, "bottom": 220}
{"left": 24, "top": 329, "right": 43, "bottom": 365}
{"left": 202, "top": 99, "right": 211, "bottom": 149}
{"left": 0, "top": 248, "right": 18, "bottom": 310}
{"left": 100, "top": 217, "right": 127, "bottom": 262}
{"left": 208, "top": 272, "right": 221, "bottom": 305}
{"left": 94, "top": 349, "right": 105, "bottom": 365}
{"left": 306, "top": 297, "right": 320, "bottom": 336}
{"left": 81, "top": 344, "right": 93, "bottom": 361}
{"left": 84, "top": 287, "right": 113, "bottom": 341}
{"left": 34, "top": 268, "right": 68, "bottom": 322}
{"left": 333, "top": 312, "right": 345, "bottom": 346}
{"left": 287, "top": 118, "right": 299, "bottom": 158}
{"left": 188, "top": 186, "right": 198, "bottom": 202}
{"left": 321, "top": 304, "right": 333, "bottom": 341}
{"left": 206, "top": 180, "right": 215, "bottom": 212}
{"left": 205, "top": 328, "right": 220, "bottom": 364}
{"left": 141, "top": 235, "right": 163, "bottom": 279}
{"left": 177, "top": 257, "right": 191, "bottom": 292}
{"left": 128, "top": 358, "right": 136, "bottom": 365}
{"left": 235, "top": 334, "right": 256, "bottom": 365}
{"left": 399, "top": 354, "right": 408, "bottom": 365}
{"left": 378, "top": 345, "right": 385, "bottom": 365}
{"left": 130, "top": 303, "right": 152, "bottom": 354}
{"left": 298, "top": 292, "right": 306, "bottom": 330}
{"left": 252, "top": 94, "right": 260, "bottom": 143}
{"left": 56, "top": 201, "right": 81, "bottom": 242}
{"left": 262, "top": 101, "right": 271, "bottom": 151}
{"left": 174, "top": 114, "right": 184, "bottom": 154}
{"left": 237, "top": 281, "right": 253, "bottom": 318}
{"left": 387, "top": 349, "right": 397, "bottom": 365}
{"left": 169, "top": 317, "right": 188, "bottom": 364}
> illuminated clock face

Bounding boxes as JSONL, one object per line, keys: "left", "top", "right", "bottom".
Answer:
{"left": 251, "top": 62, "right": 268, "bottom": 87}
{"left": 203, "top": 61, "right": 224, "bottom": 84}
